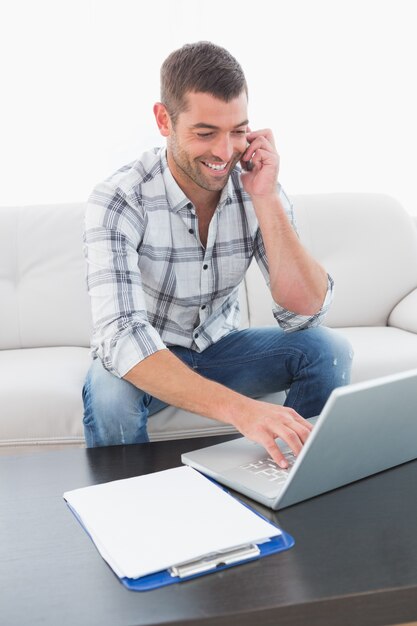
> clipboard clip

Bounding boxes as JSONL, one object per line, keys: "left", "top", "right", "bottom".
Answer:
{"left": 169, "top": 543, "right": 260, "bottom": 578}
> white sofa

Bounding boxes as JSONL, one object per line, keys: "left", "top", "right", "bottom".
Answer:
{"left": 1, "top": 193, "right": 417, "bottom": 449}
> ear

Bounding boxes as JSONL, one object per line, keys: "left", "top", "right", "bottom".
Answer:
{"left": 153, "top": 102, "right": 172, "bottom": 137}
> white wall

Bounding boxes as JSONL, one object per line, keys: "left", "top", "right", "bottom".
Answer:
{"left": 1, "top": 0, "right": 416, "bottom": 213}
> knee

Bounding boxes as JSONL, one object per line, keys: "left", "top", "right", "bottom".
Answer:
{"left": 83, "top": 358, "right": 129, "bottom": 417}
{"left": 82, "top": 359, "right": 148, "bottom": 447}
{"left": 323, "top": 328, "right": 353, "bottom": 365}
{"left": 307, "top": 327, "right": 354, "bottom": 383}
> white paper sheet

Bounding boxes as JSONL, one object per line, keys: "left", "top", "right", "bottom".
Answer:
{"left": 64, "top": 466, "right": 281, "bottom": 579}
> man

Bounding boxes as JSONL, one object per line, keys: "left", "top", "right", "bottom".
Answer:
{"left": 83, "top": 41, "right": 352, "bottom": 468}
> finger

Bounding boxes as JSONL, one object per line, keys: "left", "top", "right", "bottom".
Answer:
{"left": 260, "top": 435, "right": 289, "bottom": 469}
{"left": 260, "top": 420, "right": 304, "bottom": 465}
{"left": 243, "top": 137, "right": 274, "bottom": 162}
{"left": 276, "top": 419, "right": 311, "bottom": 446}
{"left": 240, "top": 154, "right": 254, "bottom": 172}
{"left": 279, "top": 417, "right": 312, "bottom": 446}
{"left": 250, "top": 147, "right": 278, "bottom": 170}
{"left": 293, "top": 414, "right": 314, "bottom": 432}
{"left": 277, "top": 426, "right": 304, "bottom": 457}
{"left": 280, "top": 416, "right": 313, "bottom": 444}
{"left": 246, "top": 128, "right": 276, "bottom": 149}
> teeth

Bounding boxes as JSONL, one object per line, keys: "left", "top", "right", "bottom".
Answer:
{"left": 204, "top": 162, "right": 227, "bottom": 171}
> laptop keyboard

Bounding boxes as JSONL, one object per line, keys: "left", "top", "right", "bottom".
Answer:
{"left": 239, "top": 452, "right": 297, "bottom": 483}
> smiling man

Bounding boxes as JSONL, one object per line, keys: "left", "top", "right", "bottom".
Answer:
{"left": 83, "top": 41, "right": 352, "bottom": 466}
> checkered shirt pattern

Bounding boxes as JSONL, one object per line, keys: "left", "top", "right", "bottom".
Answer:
{"left": 84, "top": 147, "right": 333, "bottom": 377}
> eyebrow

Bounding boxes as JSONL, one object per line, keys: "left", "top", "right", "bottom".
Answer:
{"left": 191, "top": 120, "right": 249, "bottom": 130}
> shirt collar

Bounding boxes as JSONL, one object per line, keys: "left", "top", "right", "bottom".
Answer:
{"left": 160, "top": 148, "right": 234, "bottom": 214}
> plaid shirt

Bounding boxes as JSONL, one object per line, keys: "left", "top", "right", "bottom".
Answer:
{"left": 85, "top": 147, "right": 333, "bottom": 377}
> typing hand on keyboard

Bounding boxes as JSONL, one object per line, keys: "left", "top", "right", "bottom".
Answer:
{"left": 229, "top": 398, "right": 313, "bottom": 469}
{"left": 240, "top": 453, "right": 297, "bottom": 483}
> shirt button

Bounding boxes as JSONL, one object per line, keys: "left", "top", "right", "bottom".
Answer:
{"left": 201, "top": 305, "right": 206, "bottom": 310}
{"left": 194, "top": 333, "right": 199, "bottom": 339}
{"left": 203, "top": 264, "right": 208, "bottom": 270}
{"left": 188, "top": 228, "right": 194, "bottom": 234}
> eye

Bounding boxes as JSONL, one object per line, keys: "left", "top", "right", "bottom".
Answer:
{"left": 233, "top": 130, "right": 247, "bottom": 135}
{"left": 196, "top": 132, "right": 214, "bottom": 138}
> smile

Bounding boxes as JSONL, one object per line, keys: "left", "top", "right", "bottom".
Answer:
{"left": 202, "top": 161, "right": 228, "bottom": 171}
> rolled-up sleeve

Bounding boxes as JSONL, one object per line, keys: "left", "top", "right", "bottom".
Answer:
{"left": 84, "top": 184, "right": 167, "bottom": 377}
{"left": 272, "top": 274, "right": 334, "bottom": 331}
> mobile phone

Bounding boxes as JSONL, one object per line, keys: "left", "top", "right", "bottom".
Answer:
{"left": 242, "top": 142, "right": 254, "bottom": 171}
{"left": 242, "top": 158, "right": 254, "bottom": 171}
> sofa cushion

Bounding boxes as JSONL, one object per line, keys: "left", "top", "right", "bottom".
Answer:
{"left": 0, "top": 204, "right": 92, "bottom": 350}
{"left": 388, "top": 288, "right": 417, "bottom": 334}
{"left": 0, "top": 347, "right": 246, "bottom": 446}
{"left": 336, "top": 326, "right": 417, "bottom": 383}
{"left": 0, "top": 347, "right": 91, "bottom": 445}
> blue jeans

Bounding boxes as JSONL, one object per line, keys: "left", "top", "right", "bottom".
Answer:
{"left": 82, "top": 326, "right": 353, "bottom": 448}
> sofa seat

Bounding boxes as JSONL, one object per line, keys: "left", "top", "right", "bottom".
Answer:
{"left": 337, "top": 326, "right": 417, "bottom": 383}
{"left": 1, "top": 195, "right": 417, "bottom": 449}
{"left": 3, "top": 326, "right": 417, "bottom": 446}
{"left": 0, "top": 346, "right": 243, "bottom": 446}
{"left": 0, "top": 347, "right": 90, "bottom": 446}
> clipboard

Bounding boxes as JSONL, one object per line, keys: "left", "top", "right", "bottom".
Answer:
{"left": 64, "top": 466, "right": 295, "bottom": 591}
{"left": 121, "top": 527, "right": 294, "bottom": 591}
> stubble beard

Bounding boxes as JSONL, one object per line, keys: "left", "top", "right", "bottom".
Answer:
{"left": 169, "top": 136, "right": 241, "bottom": 193}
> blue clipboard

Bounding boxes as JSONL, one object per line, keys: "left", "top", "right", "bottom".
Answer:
{"left": 121, "top": 525, "right": 294, "bottom": 591}
{"left": 65, "top": 472, "right": 295, "bottom": 591}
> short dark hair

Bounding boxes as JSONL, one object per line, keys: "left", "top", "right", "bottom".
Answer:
{"left": 160, "top": 41, "right": 248, "bottom": 124}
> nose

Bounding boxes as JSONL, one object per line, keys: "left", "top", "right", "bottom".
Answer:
{"left": 211, "top": 134, "right": 235, "bottom": 162}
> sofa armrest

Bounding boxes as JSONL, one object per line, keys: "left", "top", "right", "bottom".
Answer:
{"left": 388, "top": 287, "right": 417, "bottom": 334}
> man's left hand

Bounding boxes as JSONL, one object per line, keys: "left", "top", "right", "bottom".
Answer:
{"left": 240, "top": 129, "right": 280, "bottom": 198}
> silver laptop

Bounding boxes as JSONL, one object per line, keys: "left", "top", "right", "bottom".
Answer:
{"left": 182, "top": 369, "right": 417, "bottom": 510}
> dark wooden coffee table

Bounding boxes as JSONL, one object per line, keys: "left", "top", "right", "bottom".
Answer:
{"left": 1, "top": 436, "right": 417, "bottom": 626}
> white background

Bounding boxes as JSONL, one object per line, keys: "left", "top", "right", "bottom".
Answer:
{"left": 1, "top": 0, "right": 416, "bottom": 213}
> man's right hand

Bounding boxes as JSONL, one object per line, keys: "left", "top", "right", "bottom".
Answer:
{"left": 229, "top": 397, "right": 313, "bottom": 468}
